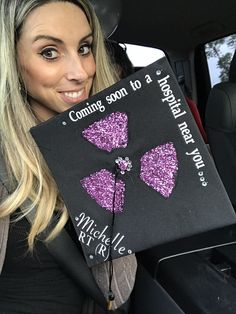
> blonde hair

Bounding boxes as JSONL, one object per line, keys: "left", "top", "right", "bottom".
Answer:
{"left": 0, "top": 0, "right": 118, "bottom": 247}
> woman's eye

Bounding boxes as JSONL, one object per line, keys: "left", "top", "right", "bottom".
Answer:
{"left": 40, "top": 48, "right": 59, "bottom": 60}
{"left": 79, "top": 44, "right": 91, "bottom": 56}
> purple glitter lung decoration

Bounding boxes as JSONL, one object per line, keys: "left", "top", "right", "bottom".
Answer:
{"left": 140, "top": 142, "right": 178, "bottom": 198}
{"left": 80, "top": 169, "right": 125, "bottom": 213}
{"left": 82, "top": 112, "right": 128, "bottom": 152}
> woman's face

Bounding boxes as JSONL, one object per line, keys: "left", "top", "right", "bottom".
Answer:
{"left": 17, "top": 2, "right": 96, "bottom": 121}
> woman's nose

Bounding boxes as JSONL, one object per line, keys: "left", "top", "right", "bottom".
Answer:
{"left": 65, "top": 55, "right": 88, "bottom": 82}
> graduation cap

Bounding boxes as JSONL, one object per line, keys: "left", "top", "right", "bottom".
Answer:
{"left": 30, "top": 57, "right": 236, "bottom": 267}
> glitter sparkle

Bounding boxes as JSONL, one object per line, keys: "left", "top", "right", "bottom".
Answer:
{"left": 140, "top": 142, "right": 178, "bottom": 198}
{"left": 80, "top": 169, "right": 125, "bottom": 213}
{"left": 82, "top": 112, "right": 128, "bottom": 152}
{"left": 115, "top": 156, "right": 132, "bottom": 174}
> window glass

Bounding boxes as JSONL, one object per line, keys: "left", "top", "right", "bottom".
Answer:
{"left": 205, "top": 34, "right": 236, "bottom": 86}
{"left": 124, "top": 44, "right": 165, "bottom": 67}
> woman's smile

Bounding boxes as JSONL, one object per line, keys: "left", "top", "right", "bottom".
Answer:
{"left": 59, "top": 88, "right": 87, "bottom": 104}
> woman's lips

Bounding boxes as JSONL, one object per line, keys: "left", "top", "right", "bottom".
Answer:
{"left": 59, "top": 89, "right": 87, "bottom": 104}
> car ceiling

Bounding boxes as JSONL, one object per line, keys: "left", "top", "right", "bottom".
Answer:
{"left": 111, "top": 0, "right": 236, "bottom": 53}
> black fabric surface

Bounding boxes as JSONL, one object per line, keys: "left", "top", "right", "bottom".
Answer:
{"left": 0, "top": 216, "right": 85, "bottom": 314}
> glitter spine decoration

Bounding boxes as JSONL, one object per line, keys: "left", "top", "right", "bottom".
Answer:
{"left": 80, "top": 169, "right": 125, "bottom": 213}
{"left": 140, "top": 142, "right": 178, "bottom": 198}
{"left": 82, "top": 112, "right": 128, "bottom": 152}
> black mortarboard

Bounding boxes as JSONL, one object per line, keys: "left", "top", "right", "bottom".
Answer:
{"left": 30, "top": 57, "right": 236, "bottom": 267}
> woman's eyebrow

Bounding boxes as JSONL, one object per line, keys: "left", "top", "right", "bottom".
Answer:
{"left": 33, "top": 35, "right": 63, "bottom": 44}
{"left": 79, "top": 33, "right": 93, "bottom": 43}
{"left": 32, "top": 33, "right": 93, "bottom": 44}
{"left": 81, "top": 33, "right": 93, "bottom": 39}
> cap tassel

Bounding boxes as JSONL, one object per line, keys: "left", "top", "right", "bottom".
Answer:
{"left": 107, "top": 301, "right": 113, "bottom": 311}
{"left": 107, "top": 291, "right": 115, "bottom": 311}
{"left": 107, "top": 164, "right": 120, "bottom": 311}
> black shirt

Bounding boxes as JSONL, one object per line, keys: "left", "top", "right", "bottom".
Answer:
{"left": 0, "top": 216, "right": 85, "bottom": 314}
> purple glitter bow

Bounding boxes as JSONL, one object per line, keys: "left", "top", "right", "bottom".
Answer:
{"left": 81, "top": 112, "right": 178, "bottom": 213}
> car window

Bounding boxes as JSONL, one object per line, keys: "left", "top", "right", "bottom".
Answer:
{"left": 205, "top": 34, "right": 236, "bottom": 87}
{"left": 124, "top": 44, "right": 165, "bottom": 67}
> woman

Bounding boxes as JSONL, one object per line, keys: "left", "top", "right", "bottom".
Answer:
{"left": 0, "top": 0, "right": 137, "bottom": 313}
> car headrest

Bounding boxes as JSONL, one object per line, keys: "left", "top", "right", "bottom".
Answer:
{"left": 229, "top": 50, "right": 236, "bottom": 82}
{"left": 205, "top": 53, "right": 236, "bottom": 208}
{"left": 205, "top": 82, "right": 236, "bottom": 131}
{"left": 206, "top": 48, "right": 236, "bottom": 131}
{"left": 89, "top": 0, "right": 122, "bottom": 38}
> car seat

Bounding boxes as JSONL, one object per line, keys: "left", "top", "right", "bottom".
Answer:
{"left": 205, "top": 50, "right": 236, "bottom": 209}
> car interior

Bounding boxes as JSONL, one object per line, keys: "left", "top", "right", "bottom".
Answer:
{"left": 92, "top": 0, "right": 236, "bottom": 313}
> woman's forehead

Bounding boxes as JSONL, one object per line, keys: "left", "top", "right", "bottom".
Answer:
{"left": 20, "top": 2, "right": 91, "bottom": 42}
